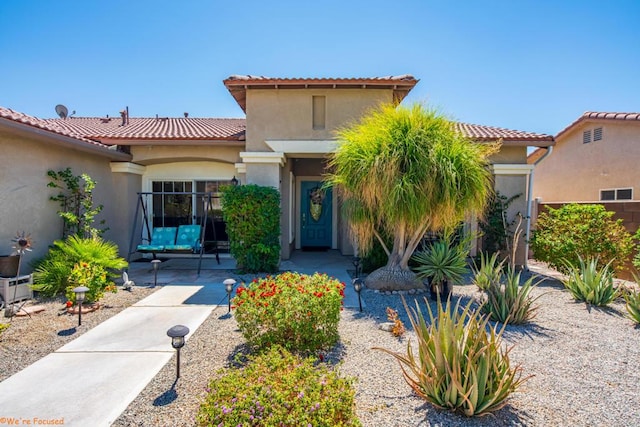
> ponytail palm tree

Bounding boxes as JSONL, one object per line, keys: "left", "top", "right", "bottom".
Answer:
{"left": 327, "top": 103, "right": 497, "bottom": 290}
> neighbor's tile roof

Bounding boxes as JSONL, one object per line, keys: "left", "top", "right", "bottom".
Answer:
{"left": 46, "top": 117, "right": 246, "bottom": 141}
{"left": 556, "top": 111, "right": 640, "bottom": 139}
{"left": 456, "top": 122, "right": 554, "bottom": 143}
{"left": 0, "top": 106, "right": 108, "bottom": 147}
{"left": 223, "top": 75, "right": 419, "bottom": 113}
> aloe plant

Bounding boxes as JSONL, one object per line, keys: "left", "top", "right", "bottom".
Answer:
{"left": 374, "top": 297, "right": 528, "bottom": 417}
{"left": 471, "top": 251, "right": 504, "bottom": 291}
{"left": 482, "top": 267, "right": 540, "bottom": 324}
{"left": 562, "top": 257, "right": 619, "bottom": 306}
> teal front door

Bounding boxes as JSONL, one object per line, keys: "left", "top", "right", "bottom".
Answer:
{"left": 301, "top": 181, "right": 332, "bottom": 249}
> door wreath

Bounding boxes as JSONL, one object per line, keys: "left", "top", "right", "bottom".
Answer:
{"left": 309, "top": 187, "right": 325, "bottom": 221}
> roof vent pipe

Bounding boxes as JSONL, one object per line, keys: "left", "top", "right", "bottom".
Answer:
{"left": 184, "top": 112, "right": 189, "bottom": 118}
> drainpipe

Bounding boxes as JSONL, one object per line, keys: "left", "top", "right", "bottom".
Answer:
{"left": 524, "top": 146, "right": 553, "bottom": 270}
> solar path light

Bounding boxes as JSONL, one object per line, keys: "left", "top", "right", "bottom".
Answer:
{"left": 224, "top": 278, "right": 236, "bottom": 313}
{"left": 151, "top": 259, "right": 161, "bottom": 287}
{"left": 167, "top": 324, "right": 189, "bottom": 379}
{"left": 352, "top": 278, "right": 363, "bottom": 312}
{"left": 73, "top": 286, "right": 89, "bottom": 326}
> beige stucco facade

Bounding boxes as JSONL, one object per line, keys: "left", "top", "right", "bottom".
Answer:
{"left": 532, "top": 119, "right": 640, "bottom": 202}
{"left": 0, "top": 124, "right": 134, "bottom": 263}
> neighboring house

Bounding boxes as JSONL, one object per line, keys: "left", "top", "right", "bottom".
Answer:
{"left": 530, "top": 112, "right": 640, "bottom": 203}
{"left": 1, "top": 75, "right": 554, "bottom": 269}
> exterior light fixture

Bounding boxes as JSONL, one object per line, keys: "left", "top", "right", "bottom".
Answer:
{"left": 151, "top": 259, "right": 161, "bottom": 288}
{"left": 231, "top": 176, "right": 239, "bottom": 186}
{"left": 224, "top": 278, "right": 236, "bottom": 313}
{"left": 352, "top": 256, "right": 361, "bottom": 278}
{"left": 73, "top": 286, "right": 89, "bottom": 326}
{"left": 352, "top": 278, "right": 363, "bottom": 312}
{"left": 167, "top": 324, "right": 189, "bottom": 379}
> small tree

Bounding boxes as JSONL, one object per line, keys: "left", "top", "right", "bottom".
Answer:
{"left": 327, "top": 103, "right": 497, "bottom": 290}
{"left": 221, "top": 184, "right": 280, "bottom": 273}
{"left": 479, "top": 192, "right": 521, "bottom": 256}
{"left": 530, "top": 203, "right": 633, "bottom": 274}
{"left": 47, "top": 168, "right": 106, "bottom": 238}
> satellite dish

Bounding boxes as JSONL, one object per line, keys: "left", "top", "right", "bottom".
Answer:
{"left": 55, "top": 104, "right": 69, "bottom": 119}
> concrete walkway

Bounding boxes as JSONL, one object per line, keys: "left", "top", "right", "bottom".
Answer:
{"left": 0, "top": 251, "right": 362, "bottom": 426}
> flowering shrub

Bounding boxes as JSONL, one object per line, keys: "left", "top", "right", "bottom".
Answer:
{"left": 233, "top": 272, "right": 344, "bottom": 353}
{"left": 64, "top": 262, "right": 117, "bottom": 304}
{"left": 196, "top": 346, "right": 360, "bottom": 426}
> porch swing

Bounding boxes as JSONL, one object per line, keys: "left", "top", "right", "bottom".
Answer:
{"left": 126, "top": 191, "right": 221, "bottom": 274}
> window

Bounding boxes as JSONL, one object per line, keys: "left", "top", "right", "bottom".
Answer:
{"left": 583, "top": 130, "right": 591, "bottom": 144}
{"left": 312, "top": 96, "right": 326, "bottom": 130}
{"left": 600, "top": 188, "right": 633, "bottom": 201}
{"left": 594, "top": 127, "right": 603, "bottom": 141}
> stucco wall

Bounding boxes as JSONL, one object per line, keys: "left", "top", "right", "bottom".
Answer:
{"left": 0, "top": 130, "right": 130, "bottom": 267}
{"left": 532, "top": 121, "right": 640, "bottom": 202}
{"left": 245, "top": 88, "right": 393, "bottom": 151}
{"left": 130, "top": 145, "right": 242, "bottom": 165}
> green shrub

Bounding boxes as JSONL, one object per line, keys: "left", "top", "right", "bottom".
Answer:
{"left": 196, "top": 346, "right": 360, "bottom": 427}
{"left": 361, "top": 236, "right": 389, "bottom": 273}
{"left": 632, "top": 228, "right": 640, "bottom": 271}
{"left": 47, "top": 168, "right": 106, "bottom": 238}
{"left": 233, "top": 272, "right": 344, "bottom": 353}
{"left": 530, "top": 204, "right": 633, "bottom": 274}
{"left": 64, "top": 262, "right": 117, "bottom": 303}
{"left": 562, "top": 257, "right": 619, "bottom": 306}
{"left": 482, "top": 267, "right": 540, "bottom": 325}
{"left": 623, "top": 288, "right": 640, "bottom": 324}
{"left": 471, "top": 251, "right": 504, "bottom": 291}
{"left": 479, "top": 192, "right": 521, "bottom": 255}
{"left": 375, "top": 297, "right": 527, "bottom": 417}
{"left": 32, "top": 235, "right": 127, "bottom": 297}
{"left": 221, "top": 184, "right": 280, "bottom": 273}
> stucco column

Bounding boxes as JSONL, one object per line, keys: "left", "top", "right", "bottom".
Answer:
{"left": 109, "top": 162, "right": 146, "bottom": 257}
{"left": 491, "top": 164, "right": 534, "bottom": 267}
{"left": 239, "top": 152, "right": 286, "bottom": 189}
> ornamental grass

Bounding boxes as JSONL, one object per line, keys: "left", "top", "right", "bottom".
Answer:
{"left": 375, "top": 297, "right": 528, "bottom": 417}
{"left": 233, "top": 272, "right": 344, "bottom": 354}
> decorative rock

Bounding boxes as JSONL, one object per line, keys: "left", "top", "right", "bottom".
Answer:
{"left": 379, "top": 322, "right": 395, "bottom": 332}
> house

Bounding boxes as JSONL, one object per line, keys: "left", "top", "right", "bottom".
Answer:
{"left": 530, "top": 112, "right": 640, "bottom": 203}
{"left": 529, "top": 112, "right": 640, "bottom": 232}
{"left": 1, "top": 75, "right": 554, "bottom": 268}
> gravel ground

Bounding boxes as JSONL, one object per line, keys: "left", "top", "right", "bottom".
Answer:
{"left": 0, "top": 287, "right": 157, "bottom": 382}
{"left": 113, "top": 261, "right": 640, "bottom": 427}
{"left": 3, "top": 262, "right": 640, "bottom": 426}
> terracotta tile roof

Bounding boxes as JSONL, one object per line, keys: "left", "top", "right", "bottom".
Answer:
{"left": 223, "top": 75, "right": 419, "bottom": 113}
{"left": 456, "top": 122, "right": 554, "bottom": 144}
{"left": 556, "top": 111, "right": 640, "bottom": 139}
{"left": 46, "top": 117, "right": 246, "bottom": 142}
{"left": 0, "top": 106, "right": 108, "bottom": 147}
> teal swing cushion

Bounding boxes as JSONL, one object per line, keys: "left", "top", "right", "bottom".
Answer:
{"left": 136, "top": 227, "right": 178, "bottom": 252}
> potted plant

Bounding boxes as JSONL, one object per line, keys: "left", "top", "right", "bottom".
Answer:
{"left": 412, "top": 236, "right": 469, "bottom": 300}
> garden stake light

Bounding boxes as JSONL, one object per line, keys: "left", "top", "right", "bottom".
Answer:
{"left": 151, "top": 259, "right": 161, "bottom": 287}
{"left": 224, "top": 278, "right": 236, "bottom": 313}
{"left": 352, "top": 256, "right": 361, "bottom": 278}
{"left": 167, "top": 324, "right": 189, "bottom": 379}
{"left": 73, "top": 286, "right": 89, "bottom": 326}
{"left": 353, "top": 278, "right": 363, "bottom": 312}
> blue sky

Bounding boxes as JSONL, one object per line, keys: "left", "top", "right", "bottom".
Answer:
{"left": 1, "top": 1, "right": 638, "bottom": 137}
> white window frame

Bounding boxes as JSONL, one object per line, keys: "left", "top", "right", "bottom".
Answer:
{"left": 600, "top": 187, "right": 633, "bottom": 201}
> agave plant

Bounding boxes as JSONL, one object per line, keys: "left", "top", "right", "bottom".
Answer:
{"left": 623, "top": 288, "right": 640, "bottom": 325}
{"left": 562, "top": 257, "right": 619, "bottom": 306}
{"left": 471, "top": 251, "right": 504, "bottom": 291}
{"left": 413, "top": 236, "right": 468, "bottom": 299}
{"left": 374, "top": 297, "right": 528, "bottom": 417}
{"left": 482, "top": 267, "right": 540, "bottom": 324}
